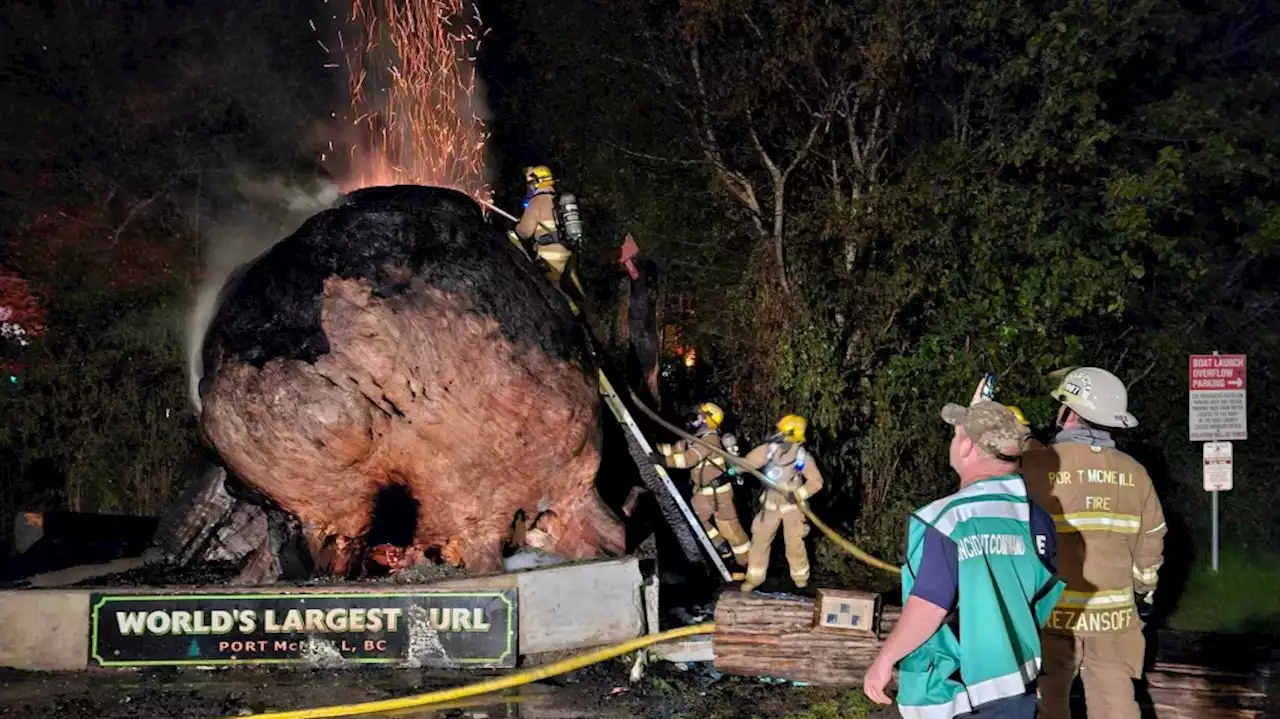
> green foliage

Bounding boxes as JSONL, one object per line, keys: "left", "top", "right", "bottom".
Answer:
{"left": 1167, "top": 551, "right": 1280, "bottom": 635}
{"left": 504, "top": 0, "right": 1280, "bottom": 582}
{"left": 781, "top": 690, "right": 876, "bottom": 719}
{"left": 0, "top": 0, "right": 323, "bottom": 520}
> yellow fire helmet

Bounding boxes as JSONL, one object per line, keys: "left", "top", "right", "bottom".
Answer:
{"left": 1005, "top": 405, "right": 1030, "bottom": 426}
{"left": 523, "top": 165, "right": 555, "bottom": 191}
{"left": 698, "top": 402, "right": 724, "bottom": 431}
{"left": 776, "top": 414, "right": 807, "bottom": 443}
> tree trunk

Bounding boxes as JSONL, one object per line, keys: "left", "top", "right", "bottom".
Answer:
{"left": 626, "top": 258, "right": 660, "bottom": 409}
{"left": 198, "top": 186, "right": 625, "bottom": 578}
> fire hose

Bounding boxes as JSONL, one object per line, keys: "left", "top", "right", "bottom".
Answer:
{"left": 625, "top": 389, "right": 901, "bottom": 576}
{"left": 226, "top": 206, "right": 894, "bottom": 719}
{"left": 482, "top": 200, "right": 898, "bottom": 576}
{"left": 226, "top": 623, "right": 715, "bottom": 719}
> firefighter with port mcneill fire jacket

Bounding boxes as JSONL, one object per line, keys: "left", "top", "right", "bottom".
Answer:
{"left": 1019, "top": 367, "right": 1167, "bottom": 719}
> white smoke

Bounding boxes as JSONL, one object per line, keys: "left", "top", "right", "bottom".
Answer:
{"left": 186, "top": 170, "right": 341, "bottom": 414}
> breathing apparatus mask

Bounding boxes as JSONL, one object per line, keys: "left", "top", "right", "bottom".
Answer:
{"left": 687, "top": 415, "right": 708, "bottom": 434}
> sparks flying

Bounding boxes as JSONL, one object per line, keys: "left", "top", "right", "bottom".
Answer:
{"left": 327, "top": 0, "right": 491, "bottom": 202}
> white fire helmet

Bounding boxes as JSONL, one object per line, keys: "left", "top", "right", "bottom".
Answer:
{"left": 1050, "top": 366, "right": 1138, "bottom": 429}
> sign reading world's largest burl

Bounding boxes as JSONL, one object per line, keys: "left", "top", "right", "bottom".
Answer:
{"left": 88, "top": 589, "right": 516, "bottom": 669}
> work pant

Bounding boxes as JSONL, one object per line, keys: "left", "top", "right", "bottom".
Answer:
{"left": 690, "top": 482, "right": 750, "bottom": 564}
{"left": 1039, "top": 630, "right": 1144, "bottom": 719}
{"left": 535, "top": 242, "right": 571, "bottom": 287}
{"left": 742, "top": 495, "right": 809, "bottom": 590}
{"left": 534, "top": 241, "right": 583, "bottom": 313}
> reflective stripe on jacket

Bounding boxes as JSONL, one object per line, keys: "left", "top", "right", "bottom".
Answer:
{"left": 1020, "top": 440, "right": 1166, "bottom": 635}
{"left": 896, "top": 475, "right": 1064, "bottom": 718}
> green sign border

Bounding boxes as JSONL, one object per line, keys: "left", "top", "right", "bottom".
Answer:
{"left": 88, "top": 590, "right": 516, "bottom": 668}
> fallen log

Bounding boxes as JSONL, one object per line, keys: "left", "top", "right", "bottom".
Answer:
{"left": 713, "top": 591, "right": 1275, "bottom": 715}
{"left": 713, "top": 590, "right": 888, "bottom": 685}
{"left": 198, "top": 185, "right": 626, "bottom": 578}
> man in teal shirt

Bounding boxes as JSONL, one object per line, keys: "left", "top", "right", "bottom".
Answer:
{"left": 864, "top": 393, "right": 1064, "bottom": 717}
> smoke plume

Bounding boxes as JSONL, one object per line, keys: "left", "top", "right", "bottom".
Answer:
{"left": 185, "top": 170, "right": 341, "bottom": 413}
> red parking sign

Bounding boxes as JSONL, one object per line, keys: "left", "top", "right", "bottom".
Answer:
{"left": 1188, "top": 354, "right": 1247, "bottom": 441}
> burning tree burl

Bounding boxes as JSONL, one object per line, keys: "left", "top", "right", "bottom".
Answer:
{"left": 198, "top": 185, "right": 624, "bottom": 577}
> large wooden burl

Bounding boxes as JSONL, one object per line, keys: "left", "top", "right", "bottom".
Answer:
{"left": 198, "top": 185, "right": 625, "bottom": 578}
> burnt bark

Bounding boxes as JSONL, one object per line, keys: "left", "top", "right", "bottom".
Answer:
{"left": 198, "top": 186, "right": 625, "bottom": 577}
{"left": 626, "top": 258, "right": 661, "bottom": 408}
{"left": 153, "top": 465, "right": 309, "bottom": 584}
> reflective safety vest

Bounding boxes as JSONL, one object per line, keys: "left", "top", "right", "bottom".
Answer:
{"left": 896, "top": 475, "right": 1064, "bottom": 719}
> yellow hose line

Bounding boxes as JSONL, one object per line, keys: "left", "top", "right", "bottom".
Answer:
{"left": 226, "top": 623, "right": 717, "bottom": 719}
{"left": 799, "top": 504, "right": 900, "bottom": 574}
{"left": 626, "top": 389, "right": 900, "bottom": 576}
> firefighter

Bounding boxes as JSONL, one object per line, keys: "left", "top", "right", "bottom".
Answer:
{"left": 1020, "top": 367, "right": 1166, "bottom": 719}
{"left": 514, "top": 165, "right": 571, "bottom": 288}
{"left": 738, "top": 414, "right": 823, "bottom": 593}
{"left": 651, "top": 403, "right": 751, "bottom": 566}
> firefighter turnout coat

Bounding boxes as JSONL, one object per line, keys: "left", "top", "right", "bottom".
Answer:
{"left": 739, "top": 440, "right": 824, "bottom": 590}
{"left": 656, "top": 432, "right": 751, "bottom": 563}
{"left": 1020, "top": 438, "right": 1166, "bottom": 636}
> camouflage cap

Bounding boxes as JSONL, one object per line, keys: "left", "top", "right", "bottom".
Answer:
{"left": 941, "top": 400, "right": 1030, "bottom": 459}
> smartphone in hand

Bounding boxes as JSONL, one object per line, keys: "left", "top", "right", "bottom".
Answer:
{"left": 971, "top": 372, "right": 997, "bottom": 406}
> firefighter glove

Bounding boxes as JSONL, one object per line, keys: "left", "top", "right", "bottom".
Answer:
{"left": 1136, "top": 591, "right": 1156, "bottom": 621}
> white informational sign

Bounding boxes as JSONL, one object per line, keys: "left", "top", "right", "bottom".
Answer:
{"left": 1203, "top": 441, "right": 1234, "bottom": 492}
{"left": 1188, "top": 354, "right": 1247, "bottom": 441}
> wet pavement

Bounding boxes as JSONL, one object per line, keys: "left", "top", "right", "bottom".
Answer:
{"left": 0, "top": 660, "right": 896, "bottom": 719}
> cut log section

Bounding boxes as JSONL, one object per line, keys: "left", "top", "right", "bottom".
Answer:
{"left": 713, "top": 590, "right": 886, "bottom": 685}
{"left": 713, "top": 591, "right": 1275, "bottom": 715}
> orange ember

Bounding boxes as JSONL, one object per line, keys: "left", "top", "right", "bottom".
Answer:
{"left": 330, "top": 1, "right": 490, "bottom": 203}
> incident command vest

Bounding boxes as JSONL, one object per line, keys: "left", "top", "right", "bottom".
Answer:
{"left": 896, "top": 475, "right": 1064, "bottom": 719}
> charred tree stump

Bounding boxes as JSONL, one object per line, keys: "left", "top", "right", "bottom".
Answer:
{"left": 153, "top": 466, "right": 309, "bottom": 584}
{"left": 198, "top": 186, "right": 625, "bottom": 578}
{"left": 626, "top": 258, "right": 660, "bottom": 409}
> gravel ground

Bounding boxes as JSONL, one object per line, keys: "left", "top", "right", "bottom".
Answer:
{"left": 0, "top": 658, "right": 898, "bottom": 719}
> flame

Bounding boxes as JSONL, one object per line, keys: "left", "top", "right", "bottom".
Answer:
{"left": 328, "top": 0, "right": 491, "bottom": 203}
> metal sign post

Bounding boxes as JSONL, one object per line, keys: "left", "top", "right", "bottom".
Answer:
{"left": 1190, "top": 352, "right": 1247, "bottom": 575}
{"left": 1203, "top": 441, "right": 1234, "bottom": 573}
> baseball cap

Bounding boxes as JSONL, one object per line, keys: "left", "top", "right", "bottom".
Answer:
{"left": 941, "top": 400, "right": 1030, "bottom": 459}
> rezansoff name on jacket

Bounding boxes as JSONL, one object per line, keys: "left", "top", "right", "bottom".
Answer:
{"left": 955, "top": 533, "right": 1027, "bottom": 561}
